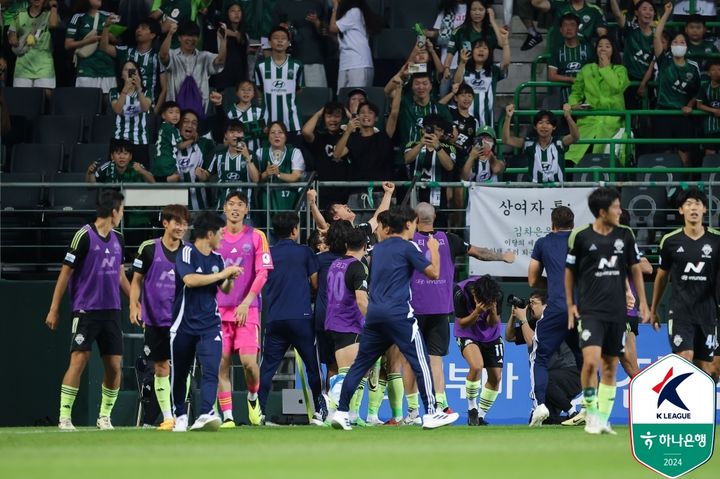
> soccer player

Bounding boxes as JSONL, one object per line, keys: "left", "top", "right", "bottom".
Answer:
{"left": 171, "top": 212, "right": 241, "bottom": 432}
{"left": 129, "top": 204, "right": 190, "bottom": 430}
{"left": 45, "top": 191, "right": 130, "bottom": 431}
{"left": 565, "top": 187, "right": 649, "bottom": 435}
{"left": 453, "top": 275, "right": 504, "bottom": 425}
{"left": 403, "top": 202, "right": 515, "bottom": 424}
{"left": 650, "top": 187, "right": 720, "bottom": 376}
{"left": 258, "top": 212, "right": 327, "bottom": 425}
{"left": 331, "top": 206, "right": 460, "bottom": 430}
{"left": 326, "top": 225, "right": 369, "bottom": 424}
{"left": 216, "top": 192, "right": 273, "bottom": 427}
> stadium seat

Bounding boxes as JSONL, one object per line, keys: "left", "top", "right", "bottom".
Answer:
{"left": 3, "top": 87, "right": 44, "bottom": 119}
{"left": 570, "top": 153, "right": 611, "bottom": 183}
{"left": 635, "top": 153, "right": 683, "bottom": 184}
{"left": 9, "top": 144, "right": 63, "bottom": 175}
{"left": 69, "top": 143, "right": 110, "bottom": 173}
{"left": 274, "top": 0, "right": 325, "bottom": 23}
{"left": 51, "top": 87, "right": 102, "bottom": 117}
{"left": 701, "top": 154, "right": 720, "bottom": 184}
{"left": 90, "top": 115, "right": 116, "bottom": 143}
{"left": 0, "top": 173, "right": 44, "bottom": 265}
{"left": 33, "top": 115, "right": 83, "bottom": 160}
{"left": 621, "top": 186, "right": 668, "bottom": 246}
{"left": 372, "top": 28, "right": 416, "bottom": 61}
{"left": 389, "top": 0, "right": 436, "bottom": 28}
{"left": 296, "top": 87, "right": 333, "bottom": 122}
{"left": 338, "top": 86, "right": 388, "bottom": 115}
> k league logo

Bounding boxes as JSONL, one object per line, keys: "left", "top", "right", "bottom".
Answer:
{"left": 629, "top": 354, "right": 716, "bottom": 478}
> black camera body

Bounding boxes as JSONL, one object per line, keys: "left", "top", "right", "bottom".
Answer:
{"left": 507, "top": 294, "right": 529, "bottom": 308}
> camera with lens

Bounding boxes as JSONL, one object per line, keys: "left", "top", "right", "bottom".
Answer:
{"left": 507, "top": 294, "right": 529, "bottom": 308}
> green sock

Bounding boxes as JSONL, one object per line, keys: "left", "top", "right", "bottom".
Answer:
{"left": 435, "top": 391, "right": 448, "bottom": 409}
{"left": 406, "top": 392, "right": 419, "bottom": 411}
{"left": 154, "top": 375, "right": 172, "bottom": 420}
{"left": 597, "top": 384, "right": 617, "bottom": 423}
{"left": 350, "top": 378, "right": 367, "bottom": 415}
{"left": 466, "top": 379, "right": 481, "bottom": 410}
{"left": 367, "top": 378, "right": 386, "bottom": 416}
{"left": 99, "top": 385, "right": 119, "bottom": 418}
{"left": 583, "top": 387, "right": 598, "bottom": 415}
{"left": 478, "top": 387, "right": 499, "bottom": 418}
{"left": 387, "top": 373, "right": 404, "bottom": 419}
{"left": 59, "top": 385, "right": 78, "bottom": 420}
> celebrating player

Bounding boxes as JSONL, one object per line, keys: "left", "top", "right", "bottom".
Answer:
{"left": 130, "top": 204, "right": 190, "bottom": 431}
{"left": 453, "top": 275, "right": 505, "bottom": 425}
{"left": 216, "top": 192, "right": 273, "bottom": 427}
{"left": 46, "top": 191, "right": 130, "bottom": 431}
{"left": 650, "top": 187, "right": 720, "bottom": 376}
{"left": 171, "top": 212, "right": 241, "bottom": 432}
{"left": 331, "top": 206, "right": 460, "bottom": 430}
{"left": 565, "top": 187, "right": 649, "bottom": 435}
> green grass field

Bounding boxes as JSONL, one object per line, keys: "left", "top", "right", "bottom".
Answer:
{"left": 0, "top": 426, "right": 717, "bottom": 479}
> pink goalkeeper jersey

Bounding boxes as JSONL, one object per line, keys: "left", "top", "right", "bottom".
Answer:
{"left": 217, "top": 226, "right": 273, "bottom": 315}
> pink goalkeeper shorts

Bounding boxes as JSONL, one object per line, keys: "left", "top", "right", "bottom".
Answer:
{"left": 219, "top": 306, "right": 260, "bottom": 356}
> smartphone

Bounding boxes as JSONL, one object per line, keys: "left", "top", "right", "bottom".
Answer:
{"left": 128, "top": 68, "right": 136, "bottom": 77}
{"left": 462, "top": 41, "right": 472, "bottom": 52}
{"left": 408, "top": 63, "right": 428, "bottom": 74}
{"left": 236, "top": 138, "right": 246, "bottom": 150}
{"left": 424, "top": 125, "right": 434, "bottom": 135}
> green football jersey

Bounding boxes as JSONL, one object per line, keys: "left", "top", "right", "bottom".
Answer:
{"left": 655, "top": 52, "right": 701, "bottom": 109}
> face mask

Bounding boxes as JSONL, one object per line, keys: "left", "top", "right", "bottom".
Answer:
{"left": 671, "top": 45, "right": 687, "bottom": 58}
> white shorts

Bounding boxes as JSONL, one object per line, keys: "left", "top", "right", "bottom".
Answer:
{"left": 303, "top": 63, "right": 328, "bottom": 87}
{"left": 337, "top": 68, "right": 374, "bottom": 93}
{"left": 75, "top": 76, "right": 116, "bottom": 93}
{"left": 13, "top": 77, "right": 56, "bottom": 89}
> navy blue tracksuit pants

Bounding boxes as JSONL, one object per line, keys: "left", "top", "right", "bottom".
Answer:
{"left": 170, "top": 327, "right": 222, "bottom": 417}
{"left": 258, "top": 319, "right": 323, "bottom": 413}
{"left": 338, "top": 317, "right": 436, "bottom": 415}
{"left": 529, "top": 311, "right": 582, "bottom": 407}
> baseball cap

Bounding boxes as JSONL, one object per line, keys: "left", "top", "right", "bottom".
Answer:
{"left": 476, "top": 125, "right": 496, "bottom": 139}
{"left": 346, "top": 88, "right": 368, "bottom": 99}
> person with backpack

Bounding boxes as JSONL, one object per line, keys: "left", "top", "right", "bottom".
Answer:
{"left": 160, "top": 20, "right": 226, "bottom": 118}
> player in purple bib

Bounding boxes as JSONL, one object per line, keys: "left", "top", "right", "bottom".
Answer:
{"left": 453, "top": 275, "right": 504, "bottom": 425}
{"left": 45, "top": 191, "right": 130, "bottom": 431}
{"left": 325, "top": 226, "right": 369, "bottom": 424}
{"left": 129, "top": 204, "right": 190, "bottom": 430}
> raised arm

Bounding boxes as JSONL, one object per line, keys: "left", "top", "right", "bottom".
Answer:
{"left": 561, "top": 103, "right": 580, "bottom": 146}
{"left": 302, "top": 108, "right": 323, "bottom": 143}
{"left": 367, "top": 182, "right": 395, "bottom": 232}
{"left": 502, "top": 104, "right": 525, "bottom": 148}
{"left": 306, "top": 189, "right": 329, "bottom": 232}
{"left": 385, "top": 85, "right": 402, "bottom": 138}
{"left": 609, "top": 0, "right": 626, "bottom": 29}
{"left": 654, "top": 2, "right": 673, "bottom": 58}
{"left": 159, "top": 21, "right": 177, "bottom": 66}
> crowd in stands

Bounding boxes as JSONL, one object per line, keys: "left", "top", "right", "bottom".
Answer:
{"left": 1, "top": 0, "right": 719, "bottom": 230}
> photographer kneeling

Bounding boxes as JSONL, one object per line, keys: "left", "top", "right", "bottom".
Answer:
{"left": 505, "top": 292, "right": 581, "bottom": 425}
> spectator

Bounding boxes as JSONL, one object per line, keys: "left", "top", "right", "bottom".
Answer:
{"left": 397, "top": 72, "right": 453, "bottom": 148}
{"left": 150, "top": 0, "right": 207, "bottom": 47}
{"left": 209, "top": 119, "right": 259, "bottom": 210}
{"left": 329, "top": 0, "right": 383, "bottom": 92}
{"left": 160, "top": 21, "right": 226, "bottom": 117}
{"left": 531, "top": 0, "right": 607, "bottom": 50}
{"left": 152, "top": 100, "right": 194, "bottom": 181}
{"left": 403, "top": 113, "right": 456, "bottom": 216}
{"left": 7, "top": 0, "right": 59, "bottom": 97}
{"left": 65, "top": 0, "right": 117, "bottom": 95}
{"left": 440, "top": 82, "right": 478, "bottom": 160}
{"left": 109, "top": 60, "right": 152, "bottom": 167}
{"left": 302, "top": 101, "right": 350, "bottom": 207}
{"left": 217, "top": 79, "right": 266, "bottom": 153}
{"left": 695, "top": 59, "right": 720, "bottom": 156}
{"left": 462, "top": 125, "right": 505, "bottom": 182}
{"left": 255, "top": 121, "right": 305, "bottom": 213}
{"left": 453, "top": 27, "right": 510, "bottom": 128}
{"left": 684, "top": 14, "right": 718, "bottom": 74}
{"left": 609, "top": 0, "right": 654, "bottom": 110}
{"left": 443, "top": 0, "right": 501, "bottom": 83}
{"left": 254, "top": 26, "right": 304, "bottom": 142}
{"left": 334, "top": 86, "right": 402, "bottom": 184}
{"left": 211, "top": 1, "right": 250, "bottom": 90}
{"left": 567, "top": 36, "right": 630, "bottom": 164}
{"left": 86, "top": 139, "right": 155, "bottom": 184}
{"left": 547, "top": 14, "right": 594, "bottom": 105}
{"left": 175, "top": 109, "right": 215, "bottom": 210}
{"left": 397, "top": 40, "right": 445, "bottom": 98}
{"left": 343, "top": 87, "right": 368, "bottom": 119}
{"left": 502, "top": 104, "right": 579, "bottom": 183}
{"left": 101, "top": 17, "right": 166, "bottom": 112}
{"left": 653, "top": 2, "right": 700, "bottom": 167}
{"left": 426, "top": 0, "right": 467, "bottom": 95}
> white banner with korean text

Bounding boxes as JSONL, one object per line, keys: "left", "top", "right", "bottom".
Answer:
{"left": 468, "top": 187, "right": 596, "bottom": 277}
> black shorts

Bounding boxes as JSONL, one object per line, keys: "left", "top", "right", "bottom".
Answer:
{"left": 456, "top": 336, "right": 504, "bottom": 368}
{"left": 144, "top": 325, "right": 171, "bottom": 362}
{"left": 329, "top": 331, "right": 361, "bottom": 352}
{"left": 316, "top": 329, "right": 336, "bottom": 366}
{"left": 416, "top": 314, "right": 451, "bottom": 356}
{"left": 653, "top": 110, "right": 695, "bottom": 152}
{"left": 577, "top": 317, "right": 626, "bottom": 357}
{"left": 70, "top": 311, "right": 123, "bottom": 356}
{"left": 626, "top": 315, "right": 639, "bottom": 336}
{"left": 668, "top": 320, "right": 718, "bottom": 363}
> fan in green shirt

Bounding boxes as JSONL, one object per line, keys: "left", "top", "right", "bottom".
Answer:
{"left": 7, "top": 0, "right": 59, "bottom": 89}
{"left": 87, "top": 140, "right": 155, "bottom": 184}
{"left": 532, "top": 0, "right": 607, "bottom": 51}
{"left": 694, "top": 60, "right": 720, "bottom": 155}
{"left": 443, "top": 0, "right": 501, "bottom": 78}
{"left": 547, "top": 13, "right": 595, "bottom": 104}
{"left": 685, "top": 15, "right": 719, "bottom": 74}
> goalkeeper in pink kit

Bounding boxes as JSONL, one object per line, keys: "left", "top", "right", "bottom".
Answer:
{"left": 216, "top": 192, "right": 274, "bottom": 427}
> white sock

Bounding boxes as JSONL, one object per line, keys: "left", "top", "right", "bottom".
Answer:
{"left": 367, "top": 413, "right": 379, "bottom": 422}
{"left": 223, "top": 410, "right": 234, "bottom": 421}
{"left": 467, "top": 398, "right": 478, "bottom": 410}
{"left": 247, "top": 391, "right": 258, "bottom": 401}
{"left": 162, "top": 410, "right": 173, "bottom": 421}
